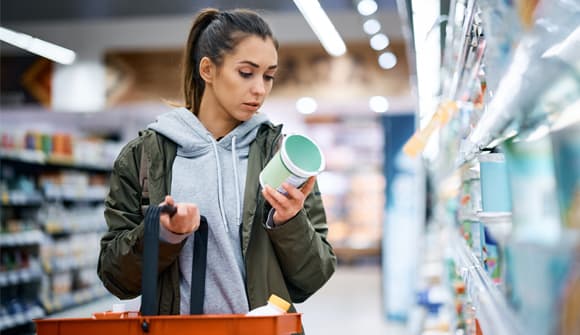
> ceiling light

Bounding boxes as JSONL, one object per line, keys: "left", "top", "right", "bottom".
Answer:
{"left": 363, "top": 19, "right": 381, "bottom": 35}
{"left": 378, "top": 52, "right": 397, "bottom": 69}
{"left": 293, "top": 0, "right": 347, "bottom": 57}
{"left": 369, "top": 96, "right": 389, "bottom": 113}
{"left": 357, "top": 0, "right": 378, "bottom": 16}
{"left": 296, "top": 97, "right": 318, "bottom": 114}
{"left": 370, "top": 33, "right": 390, "bottom": 50}
{"left": 0, "top": 26, "right": 76, "bottom": 65}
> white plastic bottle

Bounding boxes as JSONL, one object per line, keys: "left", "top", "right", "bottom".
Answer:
{"left": 245, "top": 294, "right": 291, "bottom": 316}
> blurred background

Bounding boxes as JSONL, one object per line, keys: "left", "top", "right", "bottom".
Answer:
{"left": 1, "top": 1, "right": 579, "bottom": 335}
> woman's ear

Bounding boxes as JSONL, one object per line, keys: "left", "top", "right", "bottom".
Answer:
{"left": 199, "top": 57, "right": 214, "bottom": 84}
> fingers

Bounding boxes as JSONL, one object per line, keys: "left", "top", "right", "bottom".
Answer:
{"left": 262, "top": 185, "right": 285, "bottom": 208}
{"left": 165, "top": 195, "right": 175, "bottom": 206}
{"left": 262, "top": 181, "right": 312, "bottom": 224}
{"left": 300, "top": 177, "right": 316, "bottom": 196}
{"left": 281, "top": 177, "right": 315, "bottom": 200}
{"left": 173, "top": 203, "right": 200, "bottom": 233}
{"left": 159, "top": 200, "right": 200, "bottom": 235}
{"left": 160, "top": 195, "right": 174, "bottom": 206}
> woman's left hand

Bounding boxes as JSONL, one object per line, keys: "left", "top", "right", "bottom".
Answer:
{"left": 262, "top": 176, "right": 316, "bottom": 225}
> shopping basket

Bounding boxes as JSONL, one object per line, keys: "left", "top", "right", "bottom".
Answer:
{"left": 35, "top": 312, "right": 303, "bottom": 335}
{"left": 35, "top": 205, "right": 303, "bottom": 335}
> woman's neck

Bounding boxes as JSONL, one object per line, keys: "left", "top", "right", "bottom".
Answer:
{"left": 197, "top": 94, "right": 240, "bottom": 139}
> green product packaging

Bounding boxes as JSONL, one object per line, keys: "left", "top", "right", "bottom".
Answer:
{"left": 259, "top": 134, "right": 325, "bottom": 194}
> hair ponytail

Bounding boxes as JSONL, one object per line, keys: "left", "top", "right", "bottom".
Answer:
{"left": 182, "top": 8, "right": 219, "bottom": 114}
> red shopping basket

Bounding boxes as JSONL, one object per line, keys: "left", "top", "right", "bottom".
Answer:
{"left": 35, "top": 206, "right": 303, "bottom": 334}
{"left": 35, "top": 312, "right": 302, "bottom": 335}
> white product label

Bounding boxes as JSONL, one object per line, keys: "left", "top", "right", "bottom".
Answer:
{"left": 276, "top": 174, "right": 308, "bottom": 194}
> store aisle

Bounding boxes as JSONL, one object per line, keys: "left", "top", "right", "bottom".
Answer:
{"left": 47, "top": 265, "right": 408, "bottom": 335}
{"left": 297, "top": 265, "right": 408, "bottom": 335}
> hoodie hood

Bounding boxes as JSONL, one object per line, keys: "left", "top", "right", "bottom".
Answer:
{"left": 148, "top": 107, "right": 269, "bottom": 158}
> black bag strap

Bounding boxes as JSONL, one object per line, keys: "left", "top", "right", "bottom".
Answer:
{"left": 141, "top": 205, "right": 208, "bottom": 316}
{"left": 190, "top": 216, "right": 208, "bottom": 314}
{"left": 142, "top": 205, "right": 162, "bottom": 316}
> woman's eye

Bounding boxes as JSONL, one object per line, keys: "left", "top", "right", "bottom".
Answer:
{"left": 264, "top": 75, "right": 275, "bottom": 81}
{"left": 239, "top": 71, "right": 252, "bottom": 78}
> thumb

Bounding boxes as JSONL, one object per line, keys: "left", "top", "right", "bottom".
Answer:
{"left": 164, "top": 195, "right": 174, "bottom": 206}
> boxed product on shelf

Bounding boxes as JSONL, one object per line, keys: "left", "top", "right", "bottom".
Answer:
{"left": 0, "top": 129, "right": 122, "bottom": 169}
{"left": 551, "top": 122, "right": 580, "bottom": 229}
{"left": 478, "top": 153, "right": 511, "bottom": 213}
{"left": 502, "top": 136, "right": 561, "bottom": 245}
{"left": 505, "top": 240, "right": 576, "bottom": 335}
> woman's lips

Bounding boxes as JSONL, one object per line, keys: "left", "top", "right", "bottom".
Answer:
{"left": 242, "top": 103, "right": 260, "bottom": 111}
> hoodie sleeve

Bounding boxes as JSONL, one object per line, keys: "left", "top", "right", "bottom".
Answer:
{"left": 265, "top": 182, "right": 337, "bottom": 302}
{"left": 97, "top": 136, "right": 184, "bottom": 299}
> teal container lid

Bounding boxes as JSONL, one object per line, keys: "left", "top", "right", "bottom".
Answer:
{"left": 281, "top": 134, "right": 325, "bottom": 177}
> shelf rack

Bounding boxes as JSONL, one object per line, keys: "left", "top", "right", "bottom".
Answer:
{"left": 452, "top": 234, "right": 524, "bottom": 335}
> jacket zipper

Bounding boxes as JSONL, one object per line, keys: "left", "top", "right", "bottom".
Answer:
{"left": 242, "top": 127, "right": 282, "bottom": 308}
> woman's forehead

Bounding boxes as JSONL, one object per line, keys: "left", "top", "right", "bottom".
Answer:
{"left": 226, "top": 35, "right": 278, "bottom": 66}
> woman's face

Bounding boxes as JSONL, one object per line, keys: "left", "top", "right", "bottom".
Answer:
{"left": 207, "top": 35, "right": 278, "bottom": 123}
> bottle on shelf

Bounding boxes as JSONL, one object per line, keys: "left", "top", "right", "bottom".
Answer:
{"left": 245, "top": 294, "right": 290, "bottom": 316}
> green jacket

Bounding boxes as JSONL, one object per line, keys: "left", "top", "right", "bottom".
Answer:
{"left": 98, "top": 122, "right": 336, "bottom": 317}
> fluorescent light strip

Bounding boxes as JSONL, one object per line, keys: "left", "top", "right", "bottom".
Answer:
{"left": 0, "top": 27, "right": 76, "bottom": 65}
{"left": 292, "top": 0, "right": 347, "bottom": 57}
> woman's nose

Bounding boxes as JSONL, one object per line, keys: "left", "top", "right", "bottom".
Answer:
{"left": 251, "top": 79, "right": 266, "bottom": 96}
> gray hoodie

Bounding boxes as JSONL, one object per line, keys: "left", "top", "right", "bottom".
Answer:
{"left": 148, "top": 107, "right": 269, "bottom": 315}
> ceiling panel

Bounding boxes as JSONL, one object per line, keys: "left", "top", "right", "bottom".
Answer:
{"left": 1, "top": 0, "right": 398, "bottom": 23}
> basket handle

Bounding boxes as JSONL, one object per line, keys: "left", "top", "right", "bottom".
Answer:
{"left": 142, "top": 205, "right": 208, "bottom": 316}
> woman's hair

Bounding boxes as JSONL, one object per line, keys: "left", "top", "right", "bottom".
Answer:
{"left": 182, "top": 8, "right": 279, "bottom": 115}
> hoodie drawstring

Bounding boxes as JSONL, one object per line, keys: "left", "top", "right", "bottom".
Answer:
{"left": 209, "top": 135, "right": 230, "bottom": 233}
{"left": 231, "top": 136, "right": 241, "bottom": 228}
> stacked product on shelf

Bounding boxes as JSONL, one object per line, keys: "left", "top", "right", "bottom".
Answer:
{"left": 0, "top": 183, "right": 45, "bottom": 335}
{"left": 405, "top": 0, "right": 580, "bottom": 334}
{"left": 0, "top": 128, "right": 121, "bottom": 334}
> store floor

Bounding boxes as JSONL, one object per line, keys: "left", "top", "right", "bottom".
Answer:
{"left": 48, "top": 265, "right": 409, "bottom": 335}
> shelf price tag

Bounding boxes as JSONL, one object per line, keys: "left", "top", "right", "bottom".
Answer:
{"left": 403, "top": 101, "right": 458, "bottom": 157}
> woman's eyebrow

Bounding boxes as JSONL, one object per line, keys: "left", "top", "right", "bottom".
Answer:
{"left": 238, "top": 60, "right": 278, "bottom": 69}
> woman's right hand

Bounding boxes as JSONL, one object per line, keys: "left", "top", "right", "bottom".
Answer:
{"left": 159, "top": 195, "right": 200, "bottom": 235}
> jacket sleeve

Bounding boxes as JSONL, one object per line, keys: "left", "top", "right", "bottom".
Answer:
{"left": 265, "top": 182, "right": 337, "bottom": 302}
{"left": 97, "top": 138, "right": 183, "bottom": 299}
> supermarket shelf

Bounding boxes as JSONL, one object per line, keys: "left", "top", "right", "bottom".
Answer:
{"left": 458, "top": 47, "right": 580, "bottom": 165}
{"left": 1, "top": 191, "right": 43, "bottom": 206}
{"left": 43, "top": 185, "right": 108, "bottom": 203}
{"left": 453, "top": 235, "right": 524, "bottom": 335}
{"left": 43, "top": 285, "right": 109, "bottom": 314}
{"left": 42, "top": 257, "right": 98, "bottom": 274}
{"left": 0, "top": 263, "right": 43, "bottom": 287}
{"left": 446, "top": 0, "right": 478, "bottom": 100}
{"left": 0, "top": 150, "right": 112, "bottom": 172}
{"left": 44, "top": 195, "right": 106, "bottom": 203}
{"left": 43, "top": 223, "right": 106, "bottom": 235}
{"left": 0, "top": 230, "right": 44, "bottom": 247}
{"left": 0, "top": 305, "right": 45, "bottom": 332}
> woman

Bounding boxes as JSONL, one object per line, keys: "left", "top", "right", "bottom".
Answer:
{"left": 97, "top": 7, "right": 336, "bottom": 323}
